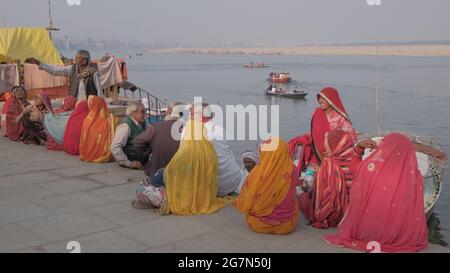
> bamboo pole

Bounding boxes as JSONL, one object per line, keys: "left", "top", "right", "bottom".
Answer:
{"left": 17, "top": 59, "right": 24, "bottom": 87}
{"left": 375, "top": 45, "right": 382, "bottom": 136}
{"left": 47, "top": 0, "right": 59, "bottom": 40}
{"left": 48, "top": 0, "right": 53, "bottom": 40}
{"left": 112, "top": 84, "right": 118, "bottom": 103}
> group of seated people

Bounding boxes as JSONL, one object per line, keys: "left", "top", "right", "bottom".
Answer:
{"left": 2, "top": 50, "right": 113, "bottom": 160}
{"left": 120, "top": 101, "right": 256, "bottom": 211}
{"left": 126, "top": 86, "right": 446, "bottom": 253}
{"left": 1, "top": 82, "right": 447, "bottom": 253}
{"left": 2, "top": 86, "right": 113, "bottom": 162}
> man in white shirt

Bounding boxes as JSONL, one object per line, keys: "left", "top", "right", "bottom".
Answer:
{"left": 187, "top": 102, "right": 246, "bottom": 197}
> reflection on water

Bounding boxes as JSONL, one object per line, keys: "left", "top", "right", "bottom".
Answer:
{"left": 428, "top": 213, "right": 448, "bottom": 246}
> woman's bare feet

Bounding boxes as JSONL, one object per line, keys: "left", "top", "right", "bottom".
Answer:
{"left": 131, "top": 199, "right": 153, "bottom": 209}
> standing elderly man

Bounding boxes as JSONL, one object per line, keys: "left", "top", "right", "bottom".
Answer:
{"left": 111, "top": 103, "right": 147, "bottom": 169}
{"left": 27, "top": 50, "right": 103, "bottom": 100}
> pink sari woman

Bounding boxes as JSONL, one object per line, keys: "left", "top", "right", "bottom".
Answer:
{"left": 323, "top": 133, "right": 428, "bottom": 252}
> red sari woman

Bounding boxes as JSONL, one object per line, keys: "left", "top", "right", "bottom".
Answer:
{"left": 290, "top": 87, "right": 376, "bottom": 228}
{"left": 289, "top": 87, "right": 358, "bottom": 184}
{"left": 5, "top": 86, "right": 30, "bottom": 141}
{"left": 1, "top": 92, "right": 13, "bottom": 137}
{"left": 307, "top": 130, "right": 365, "bottom": 228}
{"left": 63, "top": 100, "right": 89, "bottom": 155}
{"left": 323, "top": 133, "right": 428, "bottom": 252}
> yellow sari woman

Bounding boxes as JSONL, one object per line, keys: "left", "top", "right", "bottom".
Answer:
{"left": 79, "top": 96, "right": 112, "bottom": 163}
{"left": 160, "top": 120, "right": 232, "bottom": 215}
{"left": 235, "top": 138, "right": 298, "bottom": 234}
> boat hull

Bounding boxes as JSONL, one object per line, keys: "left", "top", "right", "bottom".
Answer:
{"left": 244, "top": 65, "right": 269, "bottom": 68}
{"left": 267, "top": 77, "right": 291, "bottom": 83}
{"left": 265, "top": 90, "right": 307, "bottom": 99}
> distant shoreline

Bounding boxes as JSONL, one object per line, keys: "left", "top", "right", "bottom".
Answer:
{"left": 149, "top": 44, "right": 450, "bottom": 57}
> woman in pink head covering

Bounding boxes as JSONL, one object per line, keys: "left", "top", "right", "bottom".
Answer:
{"left": 290, "top": 87, "right": 358, "bottom": 181}
{"left": 17, "top": 92, "right": 53, "bottom": 145}
{"left": 54, "top": 95, "right": 77, "bottom": 114}
{"left": 323, "top": 132, "right": 428, "bottom": 252}
{"left": 290, "top": 87, "right": 358, "bottom": 184}
{"left": 310, "top": 87, "right": 357, "bottom": 162}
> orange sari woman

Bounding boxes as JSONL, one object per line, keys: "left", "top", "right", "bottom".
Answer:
{"left": 79, "top": 96, "right": 112, "bottom": 163}
{"left": 235, "top": 138, "right": 298, "bottom": 234}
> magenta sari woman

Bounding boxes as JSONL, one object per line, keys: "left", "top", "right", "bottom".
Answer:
{"left": 323, "top": 133, "right": 428, "bottom": 252}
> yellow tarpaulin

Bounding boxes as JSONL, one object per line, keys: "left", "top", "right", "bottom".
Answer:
{"left": 0, "top": 27, "right": 62, "bottom": 64}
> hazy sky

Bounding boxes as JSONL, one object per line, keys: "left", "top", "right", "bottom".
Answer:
{"left": 2, "top": 0, "right": 450, "bottom": 45}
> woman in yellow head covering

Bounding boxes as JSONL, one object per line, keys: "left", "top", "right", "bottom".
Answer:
{"left": 234, "top": 137, "right": 298, "bottom": 234}
{"left": 158, "top": 119, "right": 232, "bottom": 215}
{"left": 79, "top": 96, "right": 112, "bottom": 163}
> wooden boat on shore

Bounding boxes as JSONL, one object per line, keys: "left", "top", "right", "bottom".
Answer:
{"left": 265, "top": 90, "right": 307, "bottom": 99}
{"left": 268, "top": 72, "right": 291, "bottom": 83}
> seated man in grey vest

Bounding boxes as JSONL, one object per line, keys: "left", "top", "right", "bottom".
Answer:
{"left": 27, "top": 50, "right": 103, "bottom": 100}
{"left": 110, "top": 103, "right": 147, "bottom": 169}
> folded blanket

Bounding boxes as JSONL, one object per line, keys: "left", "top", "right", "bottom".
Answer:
{"left": 43, "top": 111, "right": 73, "bottom": 144}
{"left": 95, "top": 56, "right": 124, "bottom": 89}
{"left": 23, "top": 63, "right": 67, "bottom": 90}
